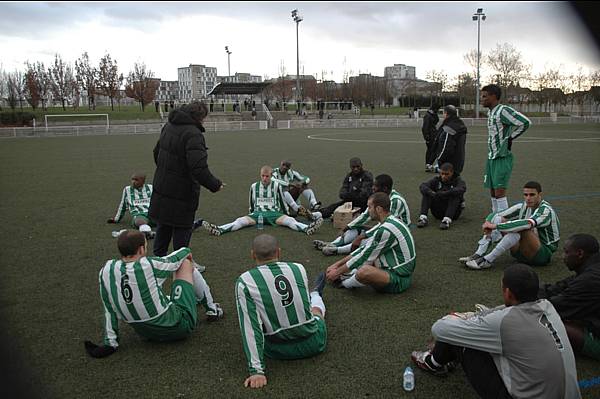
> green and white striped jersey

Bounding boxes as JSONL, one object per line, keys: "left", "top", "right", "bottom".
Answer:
{"left": 235, "top": 261, "right": 319, "bottom": 375}
{"left": 99, "top": 247, "right": 191, "bottom": 347}
{"left": 249, "top": 180, "right": 288, "bottom": 214}
{"left": 486, "top": 200, "right": 560, "bottom": 251}
{"left": 272, "top": 167, "right": 310, "bottom": 187}
{"left": 347, "top": 215, "right": 416, "bottom": 276}
{"left": 113, "top": 184, "right": 153, "bottom": 222}
{"left": 487, "top": 104, "right": 531, "bottom": 159}
{"left": 348, "top": 189, "right": 411, "bottom": 229}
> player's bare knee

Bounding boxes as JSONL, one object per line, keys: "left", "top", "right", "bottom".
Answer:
{"left": 175, "top": 259, "right": 194, "bottom": 283}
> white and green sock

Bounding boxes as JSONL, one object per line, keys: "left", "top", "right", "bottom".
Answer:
{"left": 280, "top": 215, "right": 308, "bottom": 232}
{"left": 485, "top": 233, "right": 520, "bottom": 263}
{"left": 309, "top": 291, "right": 326, "bottom": 316}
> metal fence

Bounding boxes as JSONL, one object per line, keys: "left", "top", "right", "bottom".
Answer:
{"left": 0, "top": 120, "right": 268, "bottom": 138}
{"left": 1, "top": 116, "right": 598, "bottom": 138}
{"left": 277, "top": 116, "right": 600, "bottom": 129}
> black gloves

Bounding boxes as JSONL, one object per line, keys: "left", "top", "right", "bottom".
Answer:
{"left": 84, "top": 340, "right": 117, "bottom": 358}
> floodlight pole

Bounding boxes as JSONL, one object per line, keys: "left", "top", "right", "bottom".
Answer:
{"left": 473, "top": 8, "right": 486, "bottom": 119}
{"left": 292, "top": 9, "right": 303, "bottom": 111}
{"left": 225, "top": 46, "right": 232, "bottom": 79}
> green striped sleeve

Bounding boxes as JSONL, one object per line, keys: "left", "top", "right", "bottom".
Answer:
{"left": 147, "top": 247, "right": 191, "bottom": 273}
{"left": 292, "top": 170, "right": 310, "bottom": 184}
{"left": 530, "top": 204, "right": 552, "bottom": 228}
{"left": 235, "top": 279, "right": 266, "bottom": 375}
{"left": 347, "top": 208, "right": 370, "bottom": 229}
{"left": 485, "top": 203, "right": 522, "bottom": 222}
{"left": 99, "top": 268, "right": 120, "bottom": 347}
{"left": 113, "top": 187, "right": 128, "bottom": 222}
{"left": 500, "top": 106, "right": 531, "bottom": 139}
{"left": 347, "top": 228, "right": 390, "bottom": 270}
{"left": 496, "top": 219, "right": 532, "bottom": 233}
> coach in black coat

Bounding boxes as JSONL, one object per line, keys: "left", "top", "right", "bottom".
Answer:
{"left": 149, "top": 102, "right": 223, "bottom": 256}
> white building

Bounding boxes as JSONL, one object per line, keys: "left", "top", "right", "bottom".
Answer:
{"left": 384, "top": 64, "right": 416, "bottom": 80}
{"left": 177, "top": 64, "right": 218, "bottom": 101}
{"left": 217, "top": 72, "right": 262, "bottom": 83}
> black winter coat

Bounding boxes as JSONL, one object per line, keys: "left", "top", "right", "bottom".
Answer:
{"left": 432, "top": 115, "right": 468, "bottom": 174}
{"left": 421, "top": 110, "right": 439, "bottom": 143}
{"left": 149, "top": 109, "right": 222, "bottom": 228}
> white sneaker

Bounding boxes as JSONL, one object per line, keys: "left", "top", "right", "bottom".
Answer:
{"left": 322, "top": 245, "right": 338, "bottom": 256}
{"left": 458, "top": 253, "right": 482, "bottom": 263}
{"left": 206, "top": 303, "right": 224, "bottom": 321}
{"left": 466, "top": 257, "right": 494, "bottom": 270}
{"left": 192, "top": 261, "right": 206, "bottom": 273}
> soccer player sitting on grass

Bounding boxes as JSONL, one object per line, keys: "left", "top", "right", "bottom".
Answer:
{"left": 272, "top": 160, "right": 322, "bottom": 221}
{"left": 107, "top": 173, "right": 155, "bottom": 239}
{"left": 201, "top": 165, "right": 323, "bottom": 236}
{"left": 411, "top": 264, "right": 580, "bottom": 399}
{"left": 84, "top": 230, "right": 223, "bottom": 358}
{"left": 460, "top": 181, "right": 560, "bottom": 270}
{"left": 313, "top": 174, "right": 411, "bottom": 256}
{"left": 325, "top": 192, "right": 416, "bottom": 293}
{"left": 235, "top": 234, "right": 327, "bottom": 389}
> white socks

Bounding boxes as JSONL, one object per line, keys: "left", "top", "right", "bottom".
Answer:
{"left": 336, "top": 244, "right": 353, "bottom": 255}
{"left": 192, "top": 269, "right": 216, "bottom": 312}
{"left": 491, "top": 198, "right": 498, "bottom": 213}
{"left": 220, "top": 217, "right": 251, "bottom": 232}
{"left": 280, "top": 215, "right": 308, "bottom": 232}
{"left": 331, "top": 229, "right": 359, "bottom": 247}
{"left": 484, "top": 233, "right": 520, "bottom": 263}
{"left": 342, "top": 274, "right": 365, "bottom": 289}
{"left": 496, "top": 197, "right": 508, "bottom": 212}
{"left": 309, "top": 291, "right": 326, "bottom": 316}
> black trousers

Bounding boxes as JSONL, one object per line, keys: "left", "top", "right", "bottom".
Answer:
{"left": 420, "top": 194, "right": 463, "bottom": 220}
{"left": 425, "top": 139, "right": 437, "bottom": 165}
{"left": 153, "top": 223, "right": 193, "bottom": 257}
{"left": 432, "top": 341, "right": 512, "bottom": 399}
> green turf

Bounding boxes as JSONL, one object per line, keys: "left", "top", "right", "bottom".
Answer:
{"left": 1, "top": 123, "right": 599, "bottom": 398}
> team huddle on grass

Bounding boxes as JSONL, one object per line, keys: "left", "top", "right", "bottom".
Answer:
{"left": 84, "top": 85, "right": 599, "bottom": 397}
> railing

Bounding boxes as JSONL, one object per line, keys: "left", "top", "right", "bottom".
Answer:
{"left": 0, "top": 120, "right": 268, "bottom": 138}
{"left": 277, "top": 116, "right": 600, "bottom": 129}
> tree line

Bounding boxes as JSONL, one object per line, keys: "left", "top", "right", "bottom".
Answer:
{"left": 0, "top": 52, "right": 159, "bottom": 112}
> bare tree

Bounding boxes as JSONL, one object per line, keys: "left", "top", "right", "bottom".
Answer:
{"left": 98, "top": 53, "right": 123, "bottom": 111}
{"left": 24, "top": 63, "right": 41, "bottom": 109}
{"left": 486, "top": 43, "right": 529, "bottom": 101}
{"left": 75, "top": 52, "right": 98, "bottom": 110}
{"left": 426, "top": 70, "right": 448, "bottom": 105}
{"left": 464, "top": 49, "right": 484, "bottom": 78}
{"left": 0, "top": 66, "right": 7, "bottom": 111}
{"left": 125, "top": 62, "right": 159, "bottom": 111}
{"left": 49, "top": 54, "right": 76, "bottom": 110}
{"left": 7, "top": 71, "right": 26, "bottom": 110}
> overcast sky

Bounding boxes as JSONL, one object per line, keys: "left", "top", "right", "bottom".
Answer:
{"left": 1, "top": 2, "right": 599, "bottom": 85}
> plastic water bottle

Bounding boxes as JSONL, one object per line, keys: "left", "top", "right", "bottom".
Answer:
{"left": 403, "top": 366, "right": 415, "bottom": 392}
{"left": 111, "top": 229, "right": 126, "bottom": 238}
{"left": 257, "top": 214, "right": 264, "bottom": 230}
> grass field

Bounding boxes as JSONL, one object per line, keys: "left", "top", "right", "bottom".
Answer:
{"left": 1, "top": 123, "right": 599, "bottom": 398}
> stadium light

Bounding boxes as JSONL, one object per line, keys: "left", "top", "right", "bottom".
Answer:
{"left": 225, "top": 46, "right": 232, "bottom": 79}
{"left": 473, "top": 7, "right": 486, "bottom": 119}
{"left": 291, "top": 9, "right": 303, "bottom": 109}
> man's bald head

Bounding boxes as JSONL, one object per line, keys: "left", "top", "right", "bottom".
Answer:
{"left": 131, "top": 172, "right": 146, "bottom": 188}
{"left": 252, "top": 234, "right": 279, "bottom": 262}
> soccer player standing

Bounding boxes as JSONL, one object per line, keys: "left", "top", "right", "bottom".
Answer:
{"left": 481, "top": 84, "right": 531, "bottom": 213}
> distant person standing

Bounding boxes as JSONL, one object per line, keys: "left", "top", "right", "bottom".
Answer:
{"left": 430, "top": 105, "right": 468, "bottom": 175}
{"left": 422, "top": 104, "right": 440, "bottom": 172}
{"left": 149, "top": 101, "right": 224, "bottom": 256}
{"left": 481, "top": 84, "right": 531, "bottom": 213}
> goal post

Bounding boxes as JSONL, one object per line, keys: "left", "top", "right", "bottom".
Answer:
{"left": 44, "top": 114, "right": 110, "bottom": 130}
